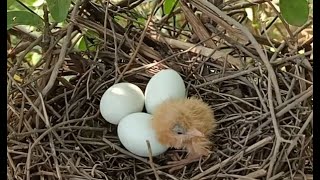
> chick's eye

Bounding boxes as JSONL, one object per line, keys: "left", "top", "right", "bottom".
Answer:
{"left": 172, "top": 124, "right": 185, "bottom": 135}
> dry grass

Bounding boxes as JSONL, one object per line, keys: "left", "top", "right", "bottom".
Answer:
{"left": 7, "top": 0, "right": 313, "bottom": 179}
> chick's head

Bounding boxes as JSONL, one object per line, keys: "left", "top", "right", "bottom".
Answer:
{"left": 151, "top": 98, "right": 216, "bottom": 156}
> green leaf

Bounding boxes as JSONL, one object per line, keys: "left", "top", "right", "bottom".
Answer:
{"left": 76, "top": 36, "right": 96, "bottom": 51}
{"left": 86, "top": 29, "right": 99, "bottom": 39}
{"left": 7, "top": 10, "right": 43, "bottom": 29}
{"left": 46, "top": 0, "right": 71, "bottom": 22}
{"left": 7, "top": 0, "right": 15, "bottom": 8}
{"left": 137, "top": 17, "right": 146, "bottom": 25}
{"left": 77, "top": 37, "right": 87, "bottom": 51}
{"left": 279, "top": 0, "right": 309, "bottom": 26}
{"left": 164, "top": 0, "right": 176, "bottom": 15}
{"left": 115, "top": 15, "right": 128, "bottom": 27}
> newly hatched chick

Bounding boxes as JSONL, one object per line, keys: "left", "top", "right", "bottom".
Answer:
{"left": 152, "top": 97, "right": 217, "bottom": 164}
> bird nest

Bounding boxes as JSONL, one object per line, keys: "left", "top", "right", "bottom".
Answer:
{"left": 7, "top": 0, "right": 313, "bottom": 179}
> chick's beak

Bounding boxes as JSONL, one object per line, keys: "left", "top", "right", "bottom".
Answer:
{"left": 186, "top": 128, "right": 204, "bottom": 137}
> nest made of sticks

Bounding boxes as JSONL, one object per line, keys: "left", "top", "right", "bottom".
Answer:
{"left": 7, "top": 0, "right": 313, "bottom": 179}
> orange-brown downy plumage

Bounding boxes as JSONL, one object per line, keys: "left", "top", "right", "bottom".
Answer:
{"left": 152, "top": 97, "right": 217, "bottom": 157}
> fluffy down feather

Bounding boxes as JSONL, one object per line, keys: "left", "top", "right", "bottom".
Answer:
{"left": 151, "top": 97, "right": 217, "bottom": 156}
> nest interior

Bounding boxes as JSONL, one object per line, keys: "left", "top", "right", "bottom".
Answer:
{"left": 7, "top": 0, "right": 313, "bottom": 179}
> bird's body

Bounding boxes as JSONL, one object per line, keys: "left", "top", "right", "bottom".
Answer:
{"left": 151, "top": 97, "right": 217, "bottom": 157}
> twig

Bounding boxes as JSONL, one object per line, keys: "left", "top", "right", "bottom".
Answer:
{"left": 267, "top": 139, "right": 281, "bottom": 179}
{"left": 102, "top": 137, "right": 160, "bottom": 167}
{"left": 157, "top": 171, "right": 179, "bottom": 180}
{"left": 115, "top": 0, "right": 161, "bottom": 83}
{"left": 285, "top": 111, "right": 313, "bottom": 159}
{"left": 38, "top": 92, "right": 62, "bottom": 180}
{"left": 7, "top": 72, "right": 46, "bottom": 122}
{"left": 276, "top": 87, "right": 313, "bottom": 117}
{"left": 196, "top": 67, "right": 259, "bottom": 88}
{"left": 190, "top": 136, "right": 273, "bottom": 179}
{"left": 149, "top": 34, "right": 242, "bottom": 68}
{"left": 179, "top": 0, "right": 216, "bottom": 48}
{"left": 41, "top": 1, "right": 80, "bottom": 96}
{"left": 190, "top": 0, "right": 282, "bottom": 105}
{"left": 268, "top": 171, "right": 284, "bottom": 180}
{"left": 146, "top": 140, "right": 160, "bottom": 180}
{"left": 236, "top": 169, "right": 267, "bottom": 180}
{"left": 25, "top": 111, "right": 99, "bottom": 179}
{"left": 222, "top": 0, "right": 270, "bottom": 11}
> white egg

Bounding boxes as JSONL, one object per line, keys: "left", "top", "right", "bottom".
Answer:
{"left": 100, "top": 83, "right": 144, "bottom": 125}
{"left": 117, "top": 113, "right": 168, "bottom": 157}
{"left": 145, "top": 69, "right": 186, "bottom": 114}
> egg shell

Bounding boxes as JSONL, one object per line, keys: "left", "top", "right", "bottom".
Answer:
{"left": 145, "top": 69, "right": 186, "bottom": 114}
{"left": 117, "top": 113, "right": 168, "bottom": 157}
{"left": 100, "top": 83, "right": 144, "bottom": 125}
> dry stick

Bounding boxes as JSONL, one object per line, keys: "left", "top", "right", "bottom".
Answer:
{"left": 103, "top": 0, "right": 109, "bottom": 48}
{"left": 222, "top": 0, "right": 270, "bottom": 11}
{"left": 269, "top": 20, "right": 312, "bottom": 63}
{"left": 60, "top": 154, "right": 92, "bottom": 179}
{"left": 102, "top": 138, "right": 178, "bottom": 178}
{"left": 41, "top": 3, "right": 80, "bottom": 96}
{"left": 146, "top": 140, "right": 160, "bottom": 180}
{"left": 9, "top": 34, "right": 42, "bottom": 77}
{"left": 289, "top": 174, "right": 313, "bottom": 180}
{"left": 268, "top": 74, "right": 289, "bottom": 143}
{"left": 136, "top": 158, "right": 217, "bottom": 175}
{"left": 196, "top": 67, "right": 259, "bottom": 88}
{"left": 102, "top": 137, "right": 159, "bottom": 167}
{"left": 85, "top": 49, "right": 100, "bottom": 100}
{"left": 266, "top": 74, "right": 285, "bottom": 179}
{"left": 24, "top": 111, "right": 99, "bottom": 179}
{"left": 236, "top": 169, "right": 267, "bottom": 180}
{"left": 251, "top": 77, "right": 268, "bottom": 113}
{"left": 156, "top": 171, "right": 179, "bottom": 180}
{"left": 7, "top": 148, "right": 17, "bottom": 174}
{"left": 190, "top": 136, "right": 273, "bottom": 180}
{"left": 124, "top": 36, "right": 221, "bottom": 75}
{"left": 7, "top": 72, "right": 46, "bottom": 122}
{"left": 25, "top": 142, "right": 32, "bottom": 180}
{"left": 105, "top": 0, "right": 120, "bottom": 79}
{"left": 268, "top": 89, "right": 312, "bottom": 178}
{"left": 284, "top": 71, "right": 313, "bottom": 85}
{"left": 276, "top": 88, "right": 313, "bottom": 117}
{"left": 285, "top": 111, "right": 313, "bottom": 159}
{"left": 209, "top": 174, "right": 258, "bottom": 180}
{"left": 268, "top": 171, "right": 284, "bottom": 180}
{"left": 108, "top": 12, "right": 120, "bottom": 79}
{"left": 70, "top": 65, "right": 96, "bottom": 99}
{"left": 242, "top": 87, "right": 313, "bottom": 146}
{"left": 75, "top": 16, "right": 161, "bottom": 60}
{"left": 190, "top": 0, "right": 282, "bottom": 105}
{"left": 70, "top": 133, "right": 95, "bottom": 165}
{"left": 256, "top": 87, "right": 310, "bottom": 122}
{"left": 271, "top": 51, "right": 313, "bottom": 68}
{"left": 9, "top": 126, "right": 107, "bottom": 139}
{"left": 7, "top": 79, "right": 11, "bottom": 104}
{"left": 180, "top": 0, "right": 216, "bottom": 48}
{"left": 285, "top": 77, "right": 297, "bottom": 102}
{"left": 114, "top": 0, "right": 161, "bottom": 83}
{"left": 277, "top": 85, "right": 312, "bottom": 113}
{"left": 267, "top": 139, "right": 281, "bottom": 179}
{"left": 38, "top": 92, "right": 62, "bottom": 180}
{"left": 149, "top": 35, "right": 242, "bottom": 68}
{"left": 22, "top": 2, "right": 80, "bottom": 123}
{"left": 209, "top": 91, "right": 261, "bottom": 111}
